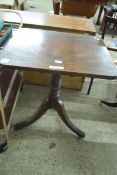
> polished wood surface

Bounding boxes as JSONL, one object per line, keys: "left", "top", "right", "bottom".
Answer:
{"left": 0, "top": 28, "right": 116, "bottom": 79}
{"left": 61, "top": 0, "right": 98, "bottom": 17}
{"left": 0, "top": 9, "right": 96, "bottom": 35}
{"left": 0, "top": 0, "right": 26, "bottom": 10}
{"left": 96, "top": 0, "right": 116, "bottom": 25}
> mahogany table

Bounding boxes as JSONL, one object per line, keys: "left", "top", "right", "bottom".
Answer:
{"left": 0, "top": 28, "right": 117, "bottom": 138}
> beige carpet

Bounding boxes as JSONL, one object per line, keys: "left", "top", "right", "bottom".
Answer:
{"left": 1, "top": 82, "right": 117, "bottom": 175}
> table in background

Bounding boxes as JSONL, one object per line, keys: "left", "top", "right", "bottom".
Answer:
{"left": 0, "top": 9, "right": 96, "bottom": 35}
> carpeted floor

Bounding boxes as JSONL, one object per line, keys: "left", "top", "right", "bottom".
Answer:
{"left": 0, "top": 0, "right": 117, "bottom": 175}
{"left": 1, "top": 81, "right": 117, "bottom": 175}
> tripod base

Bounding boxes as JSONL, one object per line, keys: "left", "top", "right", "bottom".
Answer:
{"left": 14, "top": 73, "right": 85, "bottom": 138}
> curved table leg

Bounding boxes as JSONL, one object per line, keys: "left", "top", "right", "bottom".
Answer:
{"left": 0, "top": 139, "right": 8, "bottom": 153}
{"left": 14, "top": 98, "right": 49, "bottom": 130}
{"left": 55, "top": 99, "right": 85, "bottom": 138}
{"left": 96, "top": 5, "right": 104, "bottom": 25}
{"left": 101, "top": 100, "right": 117, "bottom": 107}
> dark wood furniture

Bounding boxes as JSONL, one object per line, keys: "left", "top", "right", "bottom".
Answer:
{"left": 0, "top": 86, "right": 8, "bottom": 153}
{"left": 0, "top": 32, "right": 23, "bottom": 152}
{"left": 101, "top": 7, "right": 117, "bottom": 38}
{"left": 52, "top": 0, "right": 116, "bottom": 25}
{"left": 0, "top": 0, "right": 26, "bottom": 10}
{"left": 0, "top": 67, "right": 22, "bottom": 153}
{"left": 96, "top": 1, "right": 117, "bottom": 25}
{"left": 0, "top": 28, "right": 117, "bottom": 138}
{"left": 53, "top": 0, "right": 98, "bottom": 18}
{"left": 87, "top": 12, "right": 117, "bottom": 95}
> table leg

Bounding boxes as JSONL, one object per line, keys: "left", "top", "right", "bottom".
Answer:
{"left": 55, "top": 99, "right": 85, "bottom": 138}
{"left": 96, "top": 5, "right": 104, "bottom": 25}
{"left": 101, "top": 100, "right": 117, "bottom": 107}
{"left": 14, "top": 73, "right": 85, "bottom": 138}
{"left": 14, "top": 98, "right": 49, "bottom": 130}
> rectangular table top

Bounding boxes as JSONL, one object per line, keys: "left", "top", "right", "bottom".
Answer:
{"left": 0, "top": 28, "right": 117, "bottom": 79}
{"left": 0, "top": 9, "right": 96, "bottom": 35}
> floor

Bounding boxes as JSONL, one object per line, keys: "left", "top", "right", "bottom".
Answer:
{"left": 0, "top": 1, "right": 117, "bottom": 175}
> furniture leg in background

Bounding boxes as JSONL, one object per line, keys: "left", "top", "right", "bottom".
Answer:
{"left": 96, "top": 4, "right": 104, "bottom": 25}
{"left": 0, "top": 88, "right": 8, "bottom": 153}
{"left": 87, "top": 78, "right": 94, "bottom": 95}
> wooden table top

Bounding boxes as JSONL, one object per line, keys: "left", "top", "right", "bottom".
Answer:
{"left": 63, "top": 0, "right": 114, "bottom": 4}
{"left": 0, "top": 28, "right": 117, "bottom": 79}
{"left": 0, "top": 9, "right": 96, "bottom": 35}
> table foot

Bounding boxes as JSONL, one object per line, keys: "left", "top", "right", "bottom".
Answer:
{"left": 55, "top": 99, "right": 85, "bottom": 138}
{"left": 0, "top": 140, "right": 8, "bottom": 153}
{"left": 14, "top": 98, "right": 49, "bottom": 130}
{"left": 101, "top": 100, "right": 117, "bottom": 107}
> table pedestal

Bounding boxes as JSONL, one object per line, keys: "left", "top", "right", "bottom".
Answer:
{"left": 14, "top": 73, "right": 85, "bottom": 138}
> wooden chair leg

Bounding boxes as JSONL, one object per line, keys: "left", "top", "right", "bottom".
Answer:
{"left": 96, "top": 5, "right": 104, "bottom": 25}
{"left": 101, "top": 18, "right": 108, "bottom": 39}
{"left": 53, "top": 0, "right": 61, "bottom": 15}
{"left": 87, "top": 78, "right": 94, "bottom": 95}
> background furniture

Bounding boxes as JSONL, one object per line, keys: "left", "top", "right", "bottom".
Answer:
{"left": 87, "top": 13, "right": 117, "bottom": 95}
{"left": 0, "top": 68, "right": 22, "bottom": 152}
{"left": 52, "top": 0, "right": 117, "bottom": 26}
{"left": 61, "top": 0, "right": 98, "bottom": 17}
{"left": 0, "top": 56, "right": 22, "bottom": 151}
{"left": 53, "top": 0, "right": 98, "bottom": 17}
{"left": 0, "top": 10, "right": 23, "bottom": 153}
{"left": 0, "top": 0, "right": 26, "bottom": 10}
{"left": 96, "top": 0, "right": 117, "bottom": 25}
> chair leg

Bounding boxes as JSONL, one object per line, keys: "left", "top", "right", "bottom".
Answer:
{"left": 87, "top": 78, "right": 94, "bottom": 95}
{"left": 116, "top": 92, "right": 117, "bottom": 98}
{"left": 112, "top": 24, "right": 117, "bottom": 38}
